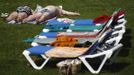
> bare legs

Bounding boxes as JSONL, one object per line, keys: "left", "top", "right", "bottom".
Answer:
{"left": 6, "top": 11, "right": 28, "bottom": 23}
{"left": 17, "top": 12, "right": 28, "bottom": 22}
{"left": 6, "top": 12, "right": 18, "bottom": 22}
{"left": 61, "top": 10, "right": 80, "bottom": 16}
{"left": 23, "top": 13, "right": 51, "bottom": 24}
{"left": 23, "top": 13, "right": 42, "bottom": 23}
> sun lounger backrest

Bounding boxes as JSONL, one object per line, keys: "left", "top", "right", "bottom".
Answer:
{"left": 84, "top": 9, "right": 125, "bottom": 55}
{"left": 86, "top": 24, "right": 125, "bottom": 54}
{"left": 105, "top": 24, "right": 126, "bottom": 46}
{"left": 105, "top": 10, "right": 126, "bottom": 46}
{"left": 85, "top": 29, "right": 114, "bottom": 55}
{"left": 111, "top": 9, "right": 125, "bottom": 28}
{"left": 97, "top": 9, "right": 125, "bottom": 37}
{"left": 96, "top": 9, "right": 120, "bottom": 37}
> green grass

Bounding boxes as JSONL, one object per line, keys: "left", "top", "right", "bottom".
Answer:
{"left": 0, "top": 0, "right": 134, "bottom": 75}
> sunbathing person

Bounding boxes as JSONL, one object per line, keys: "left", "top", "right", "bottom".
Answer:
{"left": 23, "top": 5, "right": 80, "bottom": 24}
{"left": 6, "top": 6, "right": 32, "bottom": 24}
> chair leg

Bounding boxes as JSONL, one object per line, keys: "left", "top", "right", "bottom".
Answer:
{"left": 107, "top": 44, "right": 123, "bottom": 64}
{"left": 79, "top": 50, "right": 113, "bottom": 74}
{"left": 23, "top": 50, "right": 50, "bottom": 70}
{"left": 79, "top": 44, "right": 123, "bottom": 74}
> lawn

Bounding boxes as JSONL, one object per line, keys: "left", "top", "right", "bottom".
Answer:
{"left": 0, "top": 0, "right": 134, "bottom": 75}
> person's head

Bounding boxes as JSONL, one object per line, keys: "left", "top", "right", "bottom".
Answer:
{"left": 16, "top": 5, "right": 32, "bottom": 16}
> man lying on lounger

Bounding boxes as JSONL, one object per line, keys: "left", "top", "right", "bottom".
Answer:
{"left": 23, "top": 5, "right": 80, "bottom": 24}
{"left": 6, "top": 6, "right": 32, "bottom": 24}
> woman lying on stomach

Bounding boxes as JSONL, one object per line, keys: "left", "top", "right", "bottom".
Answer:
{"left": 23, "top": 5, "right": 80, "bottom": 24}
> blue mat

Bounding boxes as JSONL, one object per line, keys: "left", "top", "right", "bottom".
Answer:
{"left": 39, "top": 32, "right": 58, "bottom": 38}
{"left": 27, "top": 45, "right": 54, "bottom": 54}
{"left": 47, "top": 19, "right": 94, "bottom": 25}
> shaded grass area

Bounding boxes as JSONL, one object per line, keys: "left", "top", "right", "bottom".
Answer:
{"left": 0, "top": 0, "right": 134, "bottom": 75}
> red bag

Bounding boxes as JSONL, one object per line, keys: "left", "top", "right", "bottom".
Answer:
{"left": 93, "top": 15, "right": 110, "bottom": 24}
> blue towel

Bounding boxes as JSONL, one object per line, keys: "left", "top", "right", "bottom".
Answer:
{"left": 27, "top": 45, "right": 54, "bottom": 55}
{"left": 47, "top": 19, "right": 94, "bottom": 25}
{"left": 74, "top": 20, "right": 94, "bottom": 25}
{"left": 39, "top": 32, "right": 57, "bottom": 38}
